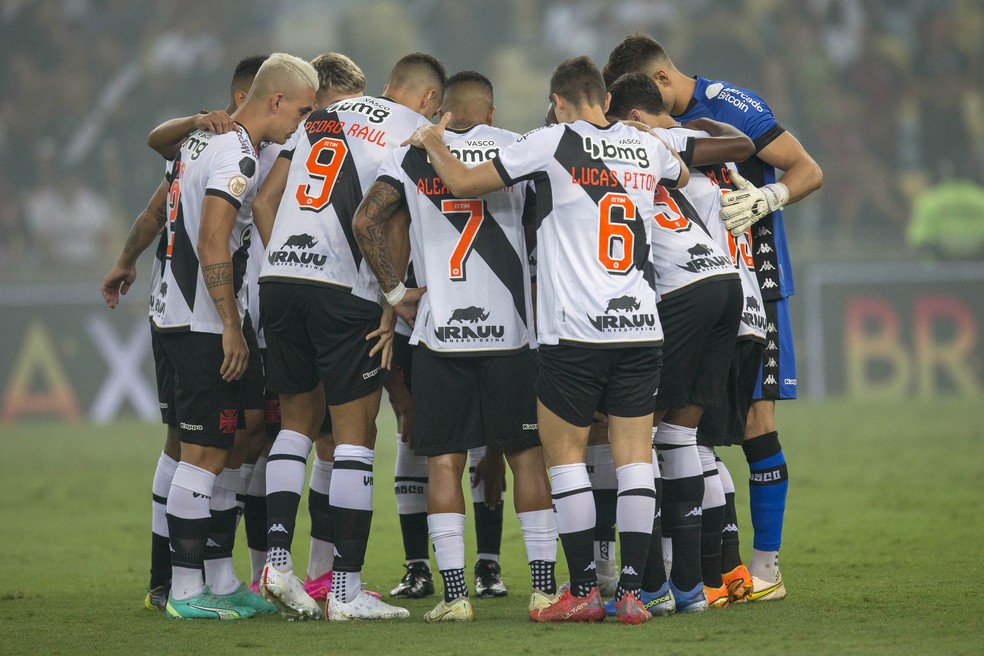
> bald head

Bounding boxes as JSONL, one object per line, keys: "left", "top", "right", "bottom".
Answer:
{"left": 441, "top": 70, "right": 494, "bottom": 129}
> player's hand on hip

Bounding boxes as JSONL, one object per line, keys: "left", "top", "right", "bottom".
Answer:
{"left": 402, "top": 113, "right": 451, "bottom": 148}
{"left": 220, "top": 327, "right": 249, "bottom": 382}
{"left": 368, "top": 305, "right": 396, "bottom": 368}
{"left": 100, "top": 265, "right": 136, "bottom": 309}
{"left": 394, "top": 286, "right": 427, "bottom": 328}
{"left": 720, "top": 171, "right": 789, "bottom": 236}
{"left": 196, "top": 111, "right": 238, "bottom": 135}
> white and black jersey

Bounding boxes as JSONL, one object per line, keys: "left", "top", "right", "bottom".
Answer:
{"left": 377, "top": 124, "right": 536, "bottom": 355}
{"left": 647, "top": 127, "right": 738, "bottom": 300}
{"left": 492, "top": 120, "right": 683, "bottom": 348}
{"left": 152, "top": 126, "right": 259, "bottom": 334}
{"left": 260, "top": 96, "right": 431, "bottom": 291}
{"left": 662, "top": 126, "right": 766, "bottom": 341}
{"left": 244, "top": 140, "right": 288, "bottom": 347}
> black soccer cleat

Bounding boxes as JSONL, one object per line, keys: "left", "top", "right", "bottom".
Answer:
{"left": 474, "top": 559, "right": 507, "bottom": 598}
{"left": 389, "top": 562, "right": 435, "bottom": 599}
{"left": 144, "top": 585, "right": 170, "bottom": 611}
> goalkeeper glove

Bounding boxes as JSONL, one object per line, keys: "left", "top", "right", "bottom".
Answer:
{"left": 720, "top": 171, "right": 789, "bottom": 236}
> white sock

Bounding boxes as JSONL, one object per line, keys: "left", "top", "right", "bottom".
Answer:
{"left": 167, "top": 463, "right": 215, "bottom": 600}
{"left": 517, "top": 509, "right": 558, "bottom": 563}
{"left": 429, "top": 512, "right": 466, "bottom": 572}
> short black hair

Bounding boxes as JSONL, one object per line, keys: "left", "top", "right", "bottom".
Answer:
{"left": 232, "top": 54, "right": 269, "bottom": 91}
{"left": 606, "top": 72, "right": 668, "bottom": 120}
{"left": 549, "top": 56, "right": 606, "bottom": 109}
{"left": 390, "top": 52, "right": 447, "bottom": 89}
{"left": 445, "top": 70, "right": 493, "bottom": 98}
{"left": 603, "top": 34, "right": 670, "bottom": 87}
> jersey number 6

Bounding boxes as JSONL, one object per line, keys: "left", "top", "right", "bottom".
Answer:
{"left": 598, "top": 192, "right": 637, "bottom": 275}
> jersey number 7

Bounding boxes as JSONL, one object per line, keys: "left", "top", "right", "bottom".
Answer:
{"left": 441, "top": 198, "right": 484, "bottom": 282}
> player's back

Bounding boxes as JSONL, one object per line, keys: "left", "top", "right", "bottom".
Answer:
{"left": 154, "top": 127, "right": 259, "bottom": 334}
{"left": 262, "top": 96, "right": 431, "bottom": 290}
{"left": 380, "top": 123, "right": 535, "bottom": 354}
{"left": 675, "top": 76, "right": 790, "bottom": 299}
{"left": 493, "top": 120, "right": 684, "bottom": 347}
{"left": 644, "top": 127, "right": 737, "bottom": 300}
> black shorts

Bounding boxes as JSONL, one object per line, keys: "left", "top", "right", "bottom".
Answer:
{"left": 536, "top": 344, "right": 662, "bottom": 428}
{"left": 697, "top": 339, "right": 764, "bottom": 447}
{"left": 391, "top": 331, "right": 414, "bottom": 395}
{"left": 260, "top": 282, "right": 385, "bottom": 405}
{"left": 154, "top": 321, "right": 264, "bottom": 448}
{"left": 152, "top": 325, "right": 176, "bottom": 427}
{"left": 655, "top": 277, "right": 742, "bottom": 410}
{"left": 412, "top": 347, "right": 540, "bottom": 457}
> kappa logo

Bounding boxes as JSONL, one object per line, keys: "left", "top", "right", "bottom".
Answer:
{"left": 584, "top": 561, "right": 597, "bottom": 572}
{"left": 582, "top": 135, "right": 650, "bottom": 168}
{"left": 767, "top": 322, "right": 777, "bottom": 333}
{"left": 180, "top": 422, "right": 203, "bottom": 431}
{"left": 684, "top": 507, "right": 703, "bottom": 517}
{"left": 269, "top": 523, "right": 288, "bottom": 534}
{"left": 723, "top": 523, "right": 739, "bottom": 533}
{"left": 756, "top": 225, "right": 772, "bottom": 237}
{"left": 745, "top": 295, "right": 760, "bottom": 310}
{"left": 764, "top": 374, "right": 778, "bottom": 385}
{"left": 621, "top": 566, "right": 639, "bottom": 576}
{"left": 766, "top": 357, "right": 778, "bottom": 367}
{"left": 206, "top": 538, "right": 220, "bottom": 548}
{"left": 605, "top": 295, "right": 640, "bottom": 314}
{"left": 759, "top": 261, "right": 776, "bottom": 271}
{"left": 766, "top": 340, "right": 778, "bottom": 350}
{"left": 761, "top": 278, "right": 778, "bottom": 289}
{"left": 757, "top": 243, "right": 774, "bottom": 255}
{"left": 362, "top": 365, "right": 382, "bottom": 380}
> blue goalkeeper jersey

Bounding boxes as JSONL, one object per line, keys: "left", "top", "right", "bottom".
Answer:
{"left": 675, "top": 76, "right": 793, "bottom": 300}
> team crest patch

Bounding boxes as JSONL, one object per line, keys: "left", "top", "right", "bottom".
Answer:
{"left": 219, "top": 409, "right": 238, "bottom": 434}
{"left": 228, "top": 175, "right": 248, "bottom": 197}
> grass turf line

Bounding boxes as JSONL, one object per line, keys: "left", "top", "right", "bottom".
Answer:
{"left": 0, "top": 398, "right": 981, "bottom": 655}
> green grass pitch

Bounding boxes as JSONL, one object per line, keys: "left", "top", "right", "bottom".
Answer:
{"left": 1, "top": 398, "right": 981, "bottom": 654}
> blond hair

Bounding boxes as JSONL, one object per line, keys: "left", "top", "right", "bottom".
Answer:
{"left": 310, "top": 53, "right": 366, "bottom": 95}
{"left": 252, "top": 52, "right": 318, "bottom": 95}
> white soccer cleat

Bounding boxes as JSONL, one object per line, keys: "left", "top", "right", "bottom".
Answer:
{"left": 326, "top": 590, "right": 410, "bottom": 621}
{"left": 259, "top": 564, "right": 322, "bottom": 620}
{"left": 747, "top": 571, "right": 786, "bottom": 602}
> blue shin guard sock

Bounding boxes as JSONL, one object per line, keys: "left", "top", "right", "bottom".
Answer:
{"left": 742, "top": 431, "right": 788, "bottom": 578}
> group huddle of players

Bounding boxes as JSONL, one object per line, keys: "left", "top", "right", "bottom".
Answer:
{"left": 101, "top": 34, "right": 821, "bottom": 625}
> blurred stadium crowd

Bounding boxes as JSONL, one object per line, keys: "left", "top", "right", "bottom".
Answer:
{"left": 2, "top": 0, "right": 982, "bottom": 281}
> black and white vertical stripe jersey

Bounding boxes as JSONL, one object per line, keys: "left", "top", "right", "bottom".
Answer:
{"left": 492, "top": 120, "right": 683, "bottom": 348}
{"left": 647, "top": 127, "right": 738, "bottom": 300}
{"left": 657, "top": 126, "right": 764, "bottom": 340}
{"left": 152, "top": 127, "right": 259, "bottom": 334}
{"left": 260, "top": 96, "right": 431, "bottom": 291}
{"left": 376, "top": 124, "right": 536, "bottom": 355}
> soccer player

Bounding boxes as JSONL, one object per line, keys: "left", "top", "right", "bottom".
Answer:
{"left": 607, "top": 71, "right": 768, "bottom": 608}
{"left": 100, "top": 54, "right": 270, "bottom": 612}
{"left": 150, "top": 53, "right": 317, "bottom": 620}
{"left": 354, "top": 70, "right": 559, "bottom": 622}
{"left": 604, "top": 35, "right": 823, "bottom": 601}
{"left": 246, "top": 51, "right": 372, "bottom": 603}
{"left": 253, "top": 52, "right": 445, "bottom": 622}
{"left": 402, "top": 56, "right": 688, "bottom": 624}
